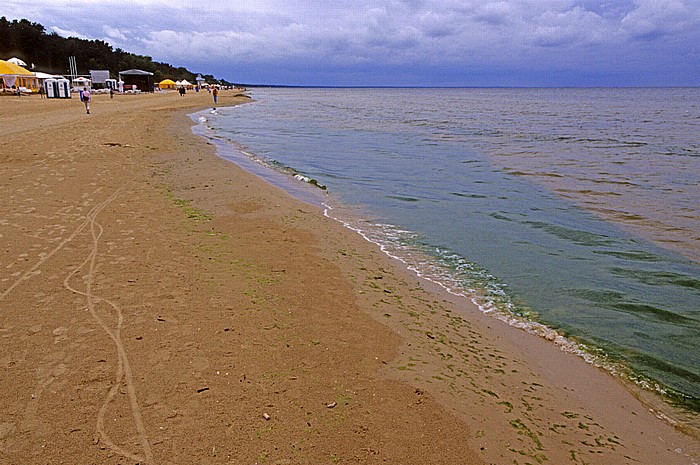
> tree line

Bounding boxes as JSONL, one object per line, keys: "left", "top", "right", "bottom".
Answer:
{"left": 0, "top": 17, "right": 232, "bottom": 86}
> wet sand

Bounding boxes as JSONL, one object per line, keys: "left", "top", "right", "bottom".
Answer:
{"left": 0, "top": 90, "right": 697, "bottom": 464}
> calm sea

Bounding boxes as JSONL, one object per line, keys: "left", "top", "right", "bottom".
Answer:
{"left": 194, "top": 87, "right": 700, "bottom": 418}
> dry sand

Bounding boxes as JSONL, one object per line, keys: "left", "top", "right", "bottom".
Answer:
{"left": 0, "top": 90, "right": 698, "bottom": 464}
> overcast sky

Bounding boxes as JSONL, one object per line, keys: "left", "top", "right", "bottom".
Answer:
{"left": 4, "top": 0, "right": 699, "bottom": 86}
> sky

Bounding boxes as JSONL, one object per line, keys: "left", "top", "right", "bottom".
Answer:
{"left": 3, "top": 0, "right": 700, "bottom": 87}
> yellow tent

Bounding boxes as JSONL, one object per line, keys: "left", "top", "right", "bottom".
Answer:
{"left": 159, "top": 78, "right": 177, "bottom": 89}
{"left": 0, "top": 60, "right": 39, "bottom": 92}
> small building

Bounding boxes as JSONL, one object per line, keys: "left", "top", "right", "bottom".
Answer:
{"left": 119, "top": 69, "right": 154, "bottom": 92}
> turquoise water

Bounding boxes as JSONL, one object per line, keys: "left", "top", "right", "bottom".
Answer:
{"left": 195, "top": 88, "right": 700, "bottom": 414}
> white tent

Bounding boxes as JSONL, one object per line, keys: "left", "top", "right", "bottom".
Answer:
{"left": 34, "top": 71, "right": 63, "bottom": 93}
{"left": 7, "top": 57, "right": 27, "bottom": 67}
{"left": 35, "top": 71, "right": 61, "bottom": 79}
{"left": 71, "top": 76, "right": 91, "bottom": 91}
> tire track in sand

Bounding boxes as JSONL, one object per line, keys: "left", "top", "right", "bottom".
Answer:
{"left": 62, "top": 181, "right": 155, "bottom": 464}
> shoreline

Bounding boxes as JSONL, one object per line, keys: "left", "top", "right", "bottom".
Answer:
{"left": 0, "top": 91, "right": 697, "bottom": 464}
{"left": 193, "top": 98, "right": 700, "bottom": 433}
{"left": 189, "top": 96, "right": 700, "bottom": 459}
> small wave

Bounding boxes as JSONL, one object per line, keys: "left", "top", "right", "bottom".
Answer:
{"left": 523, "top": 221, "right": 616, "bottom": 248}
{"left": 450, "top": 192, "right": 487, "bottom": 199}
{"left": 609, "top": 267, "right": 700, "bottom": 293}
{"left": 548, "top": 136, "right": 649, "bottom": 148}
{"left": 293, "top": 173, "right": 327, "bottom": 190}
{"left": 611, "top": 302, "right": 698, "bottom": 326}
{"left": 663, "top": 147, "right": 700, "bottom": 158}
{"left": 593, "top": 249, "right": 661, "bottom": 261}
{"left": 386, "top": 195, "right": 420, "bottom": 202}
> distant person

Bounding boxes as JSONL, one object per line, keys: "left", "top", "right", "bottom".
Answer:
{"left": 39, "top": 85, "right": 45, "bottom": 98}
{"left": 110, "top": 88, "right": 114, "bottom": 99}
{"left": 212, "top": 87, "right": 219, "bottom": 108}
{"left": 82, "top": 87, "right": 91, "bottom": 114}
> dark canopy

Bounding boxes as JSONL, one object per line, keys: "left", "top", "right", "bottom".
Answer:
{"left": 118, "top": 69, "right": 154, "bottom": 92}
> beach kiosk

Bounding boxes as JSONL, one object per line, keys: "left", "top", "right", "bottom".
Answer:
{"left": 45, "top": 78, "right": 71, "bottom": 98}
{"left": 119, "top": 69, "right": 154, "bottom": 92}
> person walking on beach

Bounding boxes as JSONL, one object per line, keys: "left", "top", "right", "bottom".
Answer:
{"left": 212, "top": 86, "right": 219, "bottom": 108}
{"left": 82, "top": 87, "right": 91, "bottom": 114}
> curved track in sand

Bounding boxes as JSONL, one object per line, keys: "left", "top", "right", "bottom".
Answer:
{"left": 61, "top": 180, "right": 154, "bottom": 464}
{"left": 0, "top": 176, "right": 154, "bottom": 464}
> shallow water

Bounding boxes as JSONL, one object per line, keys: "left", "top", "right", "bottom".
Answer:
{"left": 197, "top": 87, "right": 700, "bottom": 416}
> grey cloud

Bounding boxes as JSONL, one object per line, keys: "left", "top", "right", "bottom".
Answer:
{"left": 621, "top": 0, "right": 700, "bottom": 41}
{"left": 2, "top": 0, "right": 698, "bottom": 86}
{"left": 473, "top": 1, "right": 516, "bottom": 26}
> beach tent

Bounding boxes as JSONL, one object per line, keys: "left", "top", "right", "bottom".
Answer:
{"left": 35, "top": 71, "right": 63, "bottom": 81}
{"left": 0, "top": 59, "right": 39, "bottom": 92}
{"left": 7, "top": 57, "right": 28, "bottom": 67}
{"left": 159, "top": 78, "right": 176, "bottom": 89}
{"left": 176, "top": 79, "right": 193, "bottom": 89}
{"left": 71, "top": 76, "right": 91, "bottom": 92}
{"left": 35, "top": 71, "right": 62, "bottom": 87}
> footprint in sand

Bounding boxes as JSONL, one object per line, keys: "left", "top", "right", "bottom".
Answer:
{"left": 52, "top": 326, "right": 69, "bottom": 344}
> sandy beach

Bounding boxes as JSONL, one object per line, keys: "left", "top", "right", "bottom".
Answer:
{"left": 0, "top": 90, "right": 697, "bottom": 464}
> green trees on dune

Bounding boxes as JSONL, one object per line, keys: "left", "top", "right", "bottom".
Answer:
{"left": 0, "top": 17, "right": 229, "bottom": 85}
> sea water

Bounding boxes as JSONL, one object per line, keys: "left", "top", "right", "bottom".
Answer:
{"left": 195, "top": 87, "right": 700, "bottom": 420}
